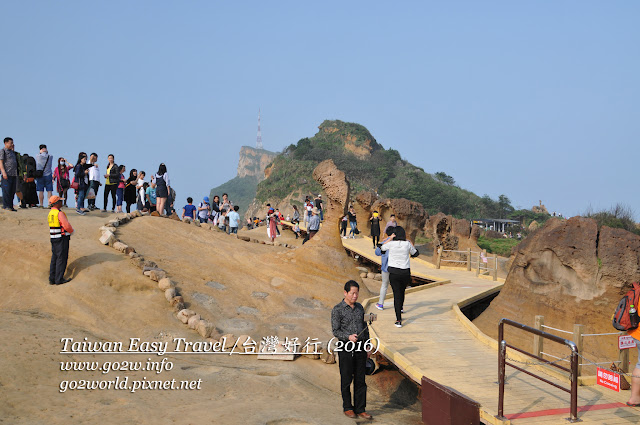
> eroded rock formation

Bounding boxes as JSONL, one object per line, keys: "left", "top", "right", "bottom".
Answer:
{"left": 474, "top": 217, "right": 640, "bottom": 361}
{"left": 354, "top": 191, "right": 427, "bottom": 243}
{"left": 237, "top": 146, "right": 277, "bottom": 181}
{"left": 426, "top": 213, "right": 481, "bottom": 262}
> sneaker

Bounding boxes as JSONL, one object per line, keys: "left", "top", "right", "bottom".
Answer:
{"left": 101, "top": 209, "right": 107, "bottom": 212}
{"left": 401, "top": 309, "right": 405, "bottom": 313}
{"left": 76, "top": 209, "right": 85, "bottom": 215}
{"left": 375, "top": 303, "right": 384, "bottom": 310}
{"left": 395, "top": 321, "right": 402, "bottom": 328}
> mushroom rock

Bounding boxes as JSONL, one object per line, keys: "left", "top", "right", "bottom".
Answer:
{"left": 474, "top": 217, "right": 640, "bottom": 361}
{"left": 426, "top": 212, "right": 481, "bottom": 263}
{"left": 288, "top": 160, "right": 367, "bottom": 295}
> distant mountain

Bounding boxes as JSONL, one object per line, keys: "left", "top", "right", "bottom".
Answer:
{"left": 209, "top": 146, "right": 277, "bottom": 215}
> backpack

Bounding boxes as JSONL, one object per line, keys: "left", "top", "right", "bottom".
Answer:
{"left": 108, "top": 164, "right": 120, "bottom": 184}
{"left": 612, "top": 282, "right": 640, "bottom": 331}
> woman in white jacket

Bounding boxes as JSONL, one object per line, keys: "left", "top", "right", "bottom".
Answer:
{"left": 380, "top": 226, "right": 419, "bottom": 328}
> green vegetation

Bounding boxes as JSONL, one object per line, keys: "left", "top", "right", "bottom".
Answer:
{"left": 257, "top": 120, "right": 512, "bottom": 219}
{"left": 583, "top": 204, "right": 640, "bottom": 235}
{"left": 477, "top": 235, "right": 520, "bottom": 257}
{"left": 414, "top": 234, "right": 433, "bottom": 245}
{"left": 209, "top": 176, "right": 259, "bottom": 215}
{"left": 508, "top": 209, "right": 552, "bottom": 227}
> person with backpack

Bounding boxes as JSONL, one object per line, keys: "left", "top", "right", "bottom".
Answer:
{"left": 20, "top": 153, "right": 38, "bottom": 208}
{"left": 53, "top": 158, "right": 72, "bottom": 208}
{"left": 102, "top": 154, "right": 118, "bottom": 212}
{"left": 380, "top": 226, "right": 419, "bottom": 328}
{"left": 35, "top": 144, "right": 53, "bottom": 208}
{"left": 73, "top": 152, "right": 93, "bottom": 215}
{"left": 612, "top": 282, "right": 640, "bottom": 406}
{"left": 197, "top": 196, "right": 210, "bottom": 223}
{"left": 154, "top": 163, "right": 170, "bottom": 216}
{"left": 124, "top": 169, "right": 137, "bottom": 213}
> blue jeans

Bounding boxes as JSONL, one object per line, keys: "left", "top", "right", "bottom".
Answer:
{"left": 1, "top": 175, "right": 17, "bottom": 209}
{"left": 76, "top": 187, "right": 86, "bottom": 211}
{"left": 349, "top": 221, "right": 357, "bottom": 236}
{"left": 319, "top": 209, "right": 324, "bottom": 221}
{"left": 116, "top": 188, "right": 123, "bottom": 206}
{"left": 230, "top": 227, "right": 238, "bottom": 234}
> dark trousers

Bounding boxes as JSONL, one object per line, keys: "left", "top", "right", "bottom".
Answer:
{"left": 338, "top": 350, "right": 367, "bottom": 413}
{"left": 1, "top": 175, "right": 17, "bottom": 209}
{"left": 389, "top": 273, "right": 411, "bottom": 321}
{"left": 88, "top": 181, "right": 100, "bottom": 207}
{"left": 372, "top": 235, "right": 379, "bottom": 247}
{"left": 103, "top": 184, "right": 117, "bottom": 211}
{"left": 302, "top": 229, "right": 317, "bottom": 244}
{"left": 341, "top": 222, "right": 347, "bottom": 236}
{"left": 50, "top": 236, "right": 70, "bottom": 284}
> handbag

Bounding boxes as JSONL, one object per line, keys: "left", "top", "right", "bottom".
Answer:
{"left": 60, "top": 177, "right": 70, "bottom": 189}
{"left": 70, "top": 177, "right": 79, "bottom": 190}
{"left": 35, "top": 155, "right": 51, "bottom": 179}
{"left": 87, "top": 187, "right": 96, "bottom": 199}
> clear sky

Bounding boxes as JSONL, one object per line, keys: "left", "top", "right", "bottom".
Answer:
{"left": 1, "top": 1, "right": 638, "bottom": 218}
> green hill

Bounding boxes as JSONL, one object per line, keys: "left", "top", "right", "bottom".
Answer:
{"left": 209, "top": 175, "right": 259, "bottom": 215}
{"left": 255, "top": 120, "right": 511, "bottom": 219}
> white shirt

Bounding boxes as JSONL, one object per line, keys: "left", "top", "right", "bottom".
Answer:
{"left": 136, "top": 177, "right": 145, "bottom": 189}
{"left": 88, "top": 162, "right": 100, "bottom": 182}
{"left": 380, "top": 240, "right": 417, "bottom": 270}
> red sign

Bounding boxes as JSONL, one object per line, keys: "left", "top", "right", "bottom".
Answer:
{"left": 597, "top": 367, "right": 620, "bottom": 392}
{"left": 619, "top": 335, "right": 637, "bottom": 350}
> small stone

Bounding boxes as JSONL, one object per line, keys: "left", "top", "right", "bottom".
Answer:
{"left": 169, "top": 212, "right": 180, "bottom": 221}
{"left": 172, "top": 302, "right": 185, "bottom": 312}
{"left": 129, "top": 252, "right": 140, "bottom": 258}
{"left": 170, "top": 296, "right": 184, "bottom": 307}
{"left": 251, "top": 292, "right": 269, "bottom": 299}
{"left": 238, "top": 235, "right": 251, "bottom": 242}
{"left": 177, "top": 309, "right": 196, "bottom": 324}
{"left": 131, "top": 257, "right": 145, "bottom": 268}
{"left": 142, "top": 260, "right": 158, "bottom": 269}
{"left": 197, "top": 320, "right": 214, "bottom": 338}
{"left": 99, "top": 231, "right": 116, "bottom": 246}
{"left": 356, "top": 267, "right": 369, "bottom": 273}
{"left": 192, "top": 219, "right": 200, "bottom": 227}
{"left": 320, "top": 349, "right": 336, "bottom": 364}
{"left": 360, "top": 272, "right": 367, "bottom": 278}
{"left": 112, "top": 242, "right": 128, "bottom": 253}
{"left": 107, "top": 219, "right": 120, "bottom": 227}
{"left": 131, "top": 210, "right": 141, "bottom": 218}
{"left": 124, "top": 246, "right": 136, "bottom": 255}
{"left": 99, "top": 226, "right": 117, "bottom": 233}
{"left": 158, "top": 278, "right": 175, "bottom": 290}
{"left": 374, "top": 273, "right": 382, "bottom": 281}
{"left": 367, "top": 272, "right": 375, "bottom": 279}
{"left": 165, "top": 287, "right": 177, "bottom": 302}
{"left": 187, "top": 314, "right": 202, "bottom": 329}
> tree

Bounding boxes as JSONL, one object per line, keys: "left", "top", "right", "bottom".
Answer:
{"left": 498, "top": 194, "right": 514, "bottom": 219}
{"left": 434, "top": 171, "right": 455, "bottom": 186}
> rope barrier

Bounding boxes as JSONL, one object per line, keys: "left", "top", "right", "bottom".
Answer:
{"left": 582, "top": 332, "right": 624, "bottom": 337}
{"left": 540, "top": 325, "right": 573, "bottom": 335}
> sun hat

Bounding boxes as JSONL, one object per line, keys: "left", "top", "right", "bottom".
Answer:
{"left": 312, "top": 208, "right": 320, "bottom": 214}
{"left": 49, "top": 195, "right": 64, "bottom": 205}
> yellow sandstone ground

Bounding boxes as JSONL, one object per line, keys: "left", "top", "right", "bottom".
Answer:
{"left": 0, "top": 208, "right": 421, "bottom": 425}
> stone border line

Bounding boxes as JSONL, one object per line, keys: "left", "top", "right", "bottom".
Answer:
{"left": 96, "top": 211, "right": 332, "bottom": 362}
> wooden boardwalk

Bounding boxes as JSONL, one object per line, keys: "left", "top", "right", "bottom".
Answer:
{"left": 342, "top": 235, "right": 640, "bottom": 424}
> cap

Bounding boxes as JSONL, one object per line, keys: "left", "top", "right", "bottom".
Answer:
{"left": 203, "top": 196, "right": 210, "bottom": 203}
{"left": 49, "top": 195, "right": 64, "bottom": 205}
{"left": 312, "top": 208, "right": 320, "bottom": 214}
{"left": 318, "top": 194, "right": 321, "bottom": 197}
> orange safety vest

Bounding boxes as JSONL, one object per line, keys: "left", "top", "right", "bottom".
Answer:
{"left": 48, "top": 208, "right": 65, "bottom": 239}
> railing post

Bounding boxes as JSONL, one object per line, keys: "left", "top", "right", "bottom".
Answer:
{"left": 619, "top": 345, "right": 630, "bottom": 373}
{"left": 570, "top": 349, "right": 579, "bottom": 422}
{"left": 493, "top": 256, "right": 498, "bottom": 281}
{"left": 475, "top": 256, "right": 480, "bottom": 276}
{"left": 467, "top": 248, "right": 471, "bottom": 271}
{"left": 533, "top": 315, "right": 544, "bottom": 358}
{"left": 436, "top": 246, "right": 442, "bottom": 269}
{"left": 573, "top": 324, "right": 584, "bottom": 377}
{"left": 498, "top": 330, "right": 506, "bottom": 419}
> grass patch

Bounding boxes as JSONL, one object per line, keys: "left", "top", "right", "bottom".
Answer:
{"left": 477, "top": 235, "right": 520, "bottom": 257}
{"left": 414, "top": 234, "right": 433, "bottom": 245}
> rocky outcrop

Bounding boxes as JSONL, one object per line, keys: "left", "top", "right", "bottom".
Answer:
{"left": 425, "top": 213, "right": 481, "bottom": 262}
{"left": 290, "top": 160, "right": 366, "bottom": 294}
{"left": 237, "top": 146, "right": 277, "bottom": 181}
{"left": 354, "top": 192, "right": 427, "bottom": 243}
{"left": 474, "top": 217, "right": 640, "bottom": 361}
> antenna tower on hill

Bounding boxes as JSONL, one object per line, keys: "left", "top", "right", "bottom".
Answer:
{"left": 256, "top": 109, "right": 263, "bottom": 150}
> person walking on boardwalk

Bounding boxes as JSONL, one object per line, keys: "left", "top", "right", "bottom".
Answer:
{"left": 374, "top": 228, "right": 395, "bottom": 311}
{"left": 347, "top": 206, "right": 358, "bottom": 239}
{"left": 48, "top": 195, "right": 74, "bottom": 285}
{"left": 369, "top": 211, "right": 381, "bottom": 248}
{"left": 331, "top": 280, "right": 373, "bottom": 421}
{"left": 380, "top": 226, "right": 419, "bottom": 328}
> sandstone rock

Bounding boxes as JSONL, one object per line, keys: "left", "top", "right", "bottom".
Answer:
{"left": 235, "top": 335, "right": 253, "bottom": 353}
{"left": 99, "top": 231, "right": 116, "bottom": 246}
{"left": 158, "top": 278, "right": 175, "bottom": 290}
{"left": 107, "top": 219, "right": 120, "bottom": 227}
{"left": 320, "top": 349, "right": 336, "bottom": 364}
{"left": 177, "top": 309, "right": 196, "bottom": 324}
{"left": 354, "top": 195, "right": 427, "bottom": 243}
{"left": 197, "top": 320, "right": 214, "bottom": 338}
{"left": 356, "top": 267, "right": 369, "bottom": 273}
{"left": 360, "top": 272, "right": 367, "bottom": 278}
{"left": 238, "top": 235, "right": 251, "bottom": 242}
{"left": 219, "top": 334, "right": 235, "bottom": 350}
{"left": 172, "top": 302, "right": 185, "bottom": 312}
{"left": 528, "top": 220, "right": 539, "bottom": 231}
{"left": 142, "top": 260, "right": 158, "bottom": 269}
{"left": 192, "top": 219, "right": 200, "bottom": 227}
{"left": 170, "top": 296, "right": 184, "bottom": 307}
{"left": 169, "top": 212, "right": 180, "bottom": 221}
{"left": 129, "top": 252, "right": 140, "bottom": 258}
{"left": 124, "top": 246, "right": 135, "bottom": 255}
{"left": 144, "top": 269, "right": 166, "bottom": 281}
{"left": 99, "top": 226, "right": 117, "bottom": 233}
{"left": 187, "top": 314, "right": 202, "bottom": 329}
{"left": 366, "top": 272, "right": 375, "bottom": 279}
{"left": 426, "top": 212, "right": 481, "bottom": 264}
{"left": 130, "top": 210, "right": 141, "bottom": 218}
{"left": 112, "top": 242, "right": 128, "bottom": 253}
{"left": 475, "top": 217, "right": 640, "bottom": 363}
{"left": 150, "top": 211, "right": 160, "bottom": 217}
{"left": 164, "top": 287, "right": 177, "bottom": 302}
{"left": 374, "top": 273, "right": 382, "bottom": 281}
{"left": 125, "top": 213, "right": 132, "bottom": 220}
{"left": 131, "top": 256, "right": 145, "bottom": 268}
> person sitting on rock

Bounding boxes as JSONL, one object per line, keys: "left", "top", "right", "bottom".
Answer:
{"left": 182, "top": 197, "right": 197, "bottom": 221}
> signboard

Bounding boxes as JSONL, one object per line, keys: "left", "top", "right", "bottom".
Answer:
{"left": 619, "top": 335, "right": 637, "bottom": 350}
{"left": 597, "top": 367, "right": 620, "bottom": 392}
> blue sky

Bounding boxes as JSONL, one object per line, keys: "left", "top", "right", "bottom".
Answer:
{"left": 1, "top": 1, "right": 638, "bottom": 218}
